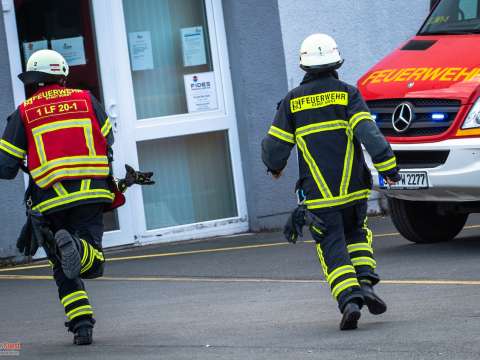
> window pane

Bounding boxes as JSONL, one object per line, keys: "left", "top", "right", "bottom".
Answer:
{"left": 104, "top": 210, "right": 119, "bottom": 232}
{"left": 137, "top": 131, "right": 237, "bottom": 230}
{"left": 123, "top": 0, "right": 214, "bottom": 119}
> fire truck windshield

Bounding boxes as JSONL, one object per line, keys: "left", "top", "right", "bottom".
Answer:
{"left": 419, "top": 0, "right": 480, "bottom": 35}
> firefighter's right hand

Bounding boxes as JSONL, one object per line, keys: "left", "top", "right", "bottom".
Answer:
{"left": 385, "top": 171, "right": 401, "bottom": 185}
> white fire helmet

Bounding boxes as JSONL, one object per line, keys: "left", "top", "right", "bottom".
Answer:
{"left": 18, "top": 49, "right": 69, "bottom": 84}
{"left": 299, "top": 33, "right": 343, "bottom": 71}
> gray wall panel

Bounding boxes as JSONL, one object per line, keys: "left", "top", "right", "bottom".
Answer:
{"left": 0, "top": 14, "right": 26, "bottom": 259}
{"left": 278, "top": 0, "right": 430, "bottom": 88}
{"left": 222, "top": 0, "right": 297, "bottom": 231}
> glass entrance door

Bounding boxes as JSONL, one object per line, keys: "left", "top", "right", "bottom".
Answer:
{"left": 6, "top": 0, "right": 135, "bottom": 247}
{"left": 92, "top": 0, "right": 247, "bottom": 243}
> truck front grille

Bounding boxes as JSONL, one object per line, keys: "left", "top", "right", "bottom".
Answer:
{"left": 394, "top": 150, "right": 450, "bottom": 169}
{"left": 366, "top": 98, "right": 461, "bottom": 138}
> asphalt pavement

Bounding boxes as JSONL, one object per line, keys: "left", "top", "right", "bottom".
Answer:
{"left": 1, "top": 215, "right": 480, "bottom": 359}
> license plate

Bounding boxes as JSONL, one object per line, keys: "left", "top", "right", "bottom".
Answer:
{"left": 379, "top": 171, "right": 429, "bottom": 189}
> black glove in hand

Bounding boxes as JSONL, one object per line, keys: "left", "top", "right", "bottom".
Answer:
{"left": 283, "top": 206, "right": 328, "bottom": 244}
{"left": 118, "top": 164, "right": 155, "bottom": 192}
{"left": 283, "top": 207, "right": 306, "bottom": 244}
{"left": 387, "top": 171, "right": 402, "bottom": 183}
{"left": 16, "top": 218, "right": 32, "bottom": 256}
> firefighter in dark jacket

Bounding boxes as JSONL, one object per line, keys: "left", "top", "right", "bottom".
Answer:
{"left": 0, "top": 50, "right": 115, "bottom": 345}
{"left": 262, "top": 34, "right": 401, "bottom": 330}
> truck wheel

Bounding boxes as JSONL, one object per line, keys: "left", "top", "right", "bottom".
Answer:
{"left": 388, "top": 198, "right": 467, "bottom": 243}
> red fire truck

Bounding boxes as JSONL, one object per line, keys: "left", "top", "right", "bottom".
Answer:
{"left": 358, "top": 0, "right": 480, "bottom": 243}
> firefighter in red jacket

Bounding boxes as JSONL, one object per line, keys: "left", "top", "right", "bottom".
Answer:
{"left": 0, "top": 50, "right": 118, "bottom": 345}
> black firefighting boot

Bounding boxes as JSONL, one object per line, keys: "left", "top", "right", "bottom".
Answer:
{"left": 67, "top": 318, "right": 95, "bottom": 345}
{"left": 361, "top": 279, "right": 387, "bottom": 315}
{"left": 55, "top": 229, "right": 81, "bottom": 280}
{"left": 340, "top": 300, "right": 362, "bottom": 331}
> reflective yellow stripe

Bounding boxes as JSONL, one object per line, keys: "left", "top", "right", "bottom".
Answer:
{"left": 61, "top": 290, "right": 87, "bottom": 306}
{"left": 326, "top": 265, "right": 356, "bottom": 284}
{"left": 374, "top": 156, "right": 397, "bottom": 172}
{"left": 347, "top": 243, "right": 373, "bottom": 254}
{"left": 101, "top": 117, "right": 112, "bottom": 137}
{"left": 36, "top": 167, "right": 110, "bottom": 188}
{"left": 305, "top": 189, "right": 371, "bottom": 210}
{"left": 69, "top": 310, "right": 94, "bottom": 321}
{"left": 80, "top": 242, "right": 104, "bottom": 274}
{"left": 332, "top": 278, "right": 360, "bottom": 299}
{"left": 297, "top": 137, "right": 333, "bottom": 198}
{"left": 52, "top": 183, "right": 68, "bottom": 196}
{"left": 80, "top": 239, "right": 89, "bottom": 266}
{"left": 290, "top": 91, "right": 348, "bottom": 113}
{"left": 339, "top": 129, "right": 354, "bottom": 196}
{"left": 66, "top": 305, "right": 92, "bottom": 317}
{"left": 31, "top": 119, "right": 93, "bottom": 135}
{"left": 63, "top": 295, "right": 88, "bottom": 308}
{"left": 351, "top": 257, "right": 377, "bottom": 268}
{"left": 66, "top": 305, "right": 93, "bottom": 320}
{"left": 32, "top": 189, "right": 114, "bottom": 213}
{"left": 315, "top": 244, "right": 329, "bottom": 278}
{"left": 81, "top": 250, "right": 96, "bottom": 274}
{"left": 30, "top": 156, "right": 108, "bottom": 179}
{"left": 32, "top": 119, "right": 97, "bottom": 166}
{"left": 268, "top": 125, "right": 295, "bottom": 144}
{"left": 349, "top": 112, "right": 372, "bottom": 130}
{"left": 311, "top": 226, "right": 324, "bottom": 236}
{"left": 81, "top": 179, "right": 91, "bottom": 192}
{"left": 295, "top": 120, "right": 348, "bottom": 138}
{"left": 0, "top": 140, "right": 25, "bottom": 159}
{"left": 364, "top": 218, "right": 373, "bottom": 246}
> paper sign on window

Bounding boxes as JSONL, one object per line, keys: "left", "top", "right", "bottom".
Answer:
{"left": 128, "top": 31, "right": 154, "bottom": 71}
{"left": 51, "top": 36, "right": 86, "bottom": 66}
{"left": 181, "top": 27, "right": 207, "bottom": 67}
{"left": 183, "top": 72, "right": 218, "bottom": 113}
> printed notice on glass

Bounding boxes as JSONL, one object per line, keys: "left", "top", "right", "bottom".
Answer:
{"left": 128, "top": 31, "right": 154, "bottom": 71}
{"left": 183, "top": 72, "right": 218, "bottom": 113}
{"left": 23, "top": 40, "right": 48, "bottom": 64}
{"left": 181, "top": 27, "right": 207, "bottom": 67}
{"left": 51, "top": 36, "right": 86, "bottom": 66}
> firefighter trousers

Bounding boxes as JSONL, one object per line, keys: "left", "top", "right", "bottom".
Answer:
{"left": 45, "top": 203, "right": 106, "bottom": 328}
{"left": 310, "top": 200, "right": 379, "bottom": 312}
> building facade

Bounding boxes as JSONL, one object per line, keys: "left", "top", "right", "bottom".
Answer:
{"left": 0, "top": 0, "right": 429, "bottom": 259}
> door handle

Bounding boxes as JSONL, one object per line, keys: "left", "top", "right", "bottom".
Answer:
{"left": 107, "top": 102, "right": 119, "bottom": 133}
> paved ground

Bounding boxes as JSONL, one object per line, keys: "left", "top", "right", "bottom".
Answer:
{"left": 1, "top": 215, "right": 480, "bottom": 359}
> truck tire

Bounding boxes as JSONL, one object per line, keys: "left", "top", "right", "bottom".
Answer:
{"left": 388, "top": 198, "right": 467, "bottom": 243}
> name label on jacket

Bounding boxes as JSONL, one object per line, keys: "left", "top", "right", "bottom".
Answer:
{"left": 290, "top": 91, "right": 348, "bottom": 113}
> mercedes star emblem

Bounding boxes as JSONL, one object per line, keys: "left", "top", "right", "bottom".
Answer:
{"left": 392, "top": 102, "right": 414, "bottom": 133}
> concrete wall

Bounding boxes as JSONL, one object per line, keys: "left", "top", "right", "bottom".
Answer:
{"left": 0, "top": 14, "right": 27, "bottom": 260}
{"left": 222, "top": 0, "right": 298, "bottom": 231}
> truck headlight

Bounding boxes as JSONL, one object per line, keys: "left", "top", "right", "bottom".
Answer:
{"left": 462, "top": 98, "right": 480, "bottom": 129}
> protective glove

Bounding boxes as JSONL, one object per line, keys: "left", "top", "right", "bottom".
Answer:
{"left": 283, "top": 206, "right": 306, "bottom": 244}
{"left": 283, "top": 206, "right": 328, "bottom": 244}
{"left": 30, "top": 210, "right": 53, "bottom": 255}
{"left": 382, "top": 167, "right": 402, "bottom": 184}
{"left": 16, "top": 216, "right": 32, "bottom": 256}
{"left": 118, "top": 164, "right": 155, "bottom": 193}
